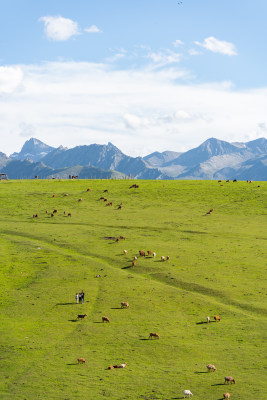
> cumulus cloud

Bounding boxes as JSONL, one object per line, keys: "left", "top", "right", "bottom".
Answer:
{"left": 0, "top": 66, "right": 23, "bottom": 93}
{"left": 39, "top": 15, "right": 80, "bottom": 41}
{"left": 85, "top": 25, "right": 102, "bottom": 33}
{"left": 173, "top": 40, "right": 184, "bottom": 48}
{"left": 195, "top": 36, "right": 237, "bottom": 56}
{"left": 0, "top": 61, "right": 266, "bottom": 157}
{"left": 147, "top": 50, "right": 182, "bottom": 67}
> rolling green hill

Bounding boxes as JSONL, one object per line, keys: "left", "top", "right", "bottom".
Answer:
{"left": 0, "top": 179, "right": 266, "bottom": 399}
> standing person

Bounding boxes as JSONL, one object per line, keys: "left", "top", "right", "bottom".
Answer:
{"left": 75, "top": 293, "right": 79, "bottom": 304}
{"left": 81, "top": 290, "right": 84, "bottom": 304}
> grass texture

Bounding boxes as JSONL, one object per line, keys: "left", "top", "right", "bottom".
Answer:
{"left": 0, "top": 179, "right": 266, "bottom": 399}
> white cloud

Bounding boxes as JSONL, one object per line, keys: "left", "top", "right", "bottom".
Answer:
{"left": 0, "top": 66, "right": 23, "bottom": 93}
{"left": 147, "top": 50, "right": 182, "bottom": 67}
{"left": 85, "top": 25, "right": 102, "bottom": 33}
{"left": 188, "top": 48, "right": 201, "bottom": 56}
{"left": 0, "top": 61, "right": 266, "bottom": 157}
{"left": 173, "top": 40, "right": 184, "bottom": 48}
{"left": 195, "top": 36, "right": 237, "bottom": 56}
{"left": 39, "top": 15, "right": 80, "bottom": 41}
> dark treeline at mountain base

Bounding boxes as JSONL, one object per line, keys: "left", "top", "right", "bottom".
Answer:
{"left": 1, "top": 137, "right": 266, "bottom": 180}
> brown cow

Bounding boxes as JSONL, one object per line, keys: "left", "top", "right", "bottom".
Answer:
{"left": 120, "top": 236, "right": 126, "bottom": 240}
{"left": 149, "top": 332, "right": 160, "bottom": 339}
{"left": 223, "top": 394, "right": 230, "bottom": 399}
{"left": 139, "top": 250, "right": 146, "bottom": 257}
{"left": 102, "top": 316, "right": 110, "bottom": 323}
{"left": 214, "top": 315, "right": 221, "bottom": 322}
{"left": 53, "top": 209, "right": 58, "bottom": 214}
{"left": 68, "top": 213, "right": 72, "bottom": 217}
{"left": 87, "top": 188, "right": 91, "bottom": 192}
{"left": 147, "top": 250, "right": 152, "bottom": 256}
{"left": 77, "top": 358, "right": 86, "bottom": 364}
{"left": 132, "top": 261, "right": 136, "bottom": 267}
{"left": 121, "top": 302, "right": 129, "bottom": 308}
{"left": 52, "top": 194, "right": 56, "bottom": 198}
{"left": 78, "top": 198, "right": 83, "bottom": 202}
{"left": 224, "top": 376, "right": 235, "bottom": 384}
{"left": 77, "top": 314, "right": 87, "bottom": 319}
{"left": 33, "top": 214, "right": 38, "bottom": 218}
{"left": 206, "top": 364, "right": 216, "bottom": 372}
{"left": 51, "top": 213, "right": 54, "bottom": 217}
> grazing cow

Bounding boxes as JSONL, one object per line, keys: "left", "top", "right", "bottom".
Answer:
{"left": 77, "top": 314, "right": 87, "bottom": 319}
{"left": 206, "top": 364, "right": 216, "bottom": 372}
{"left": 210, "top": 209, "right": 214, "bottom": 212}
{"left": 53, "top": 209, "right": 57, "bottom": 214}
{"left": 103, "top": 198, "right": 108, "bottom": 202}
{"left": 64, "top": 193, "right": 69, "bottom": 196}
{"left": 121, "top": 302, "right": 129, "bottom": 308}
{"left": 161, "top": 256, "right": 165, "bottom": 261}
{"left": 233, "top": 179, "right": 237, "bottom": 182}
{"left": 102, "top": 316, "right": 110, "bottom": 323}
{"left": 120, "top": 236, "right": 126, "bottom": 240}
{"left": 147, "top": 250, "right": 152, "bottom": 256}
{"left": 52, "top": 194, "right": 56, "bottom": 198}
{"left": 218, "top": 180, "right": 222, "bottom": 182}
{"left": 78, "top": 198, "right": 83, "bottom": 202}
{"left": 223, "top": 393, "right": 230, "bottom": 399}
{"left": 51, "top": 213, "right": 54, "bottom": 217}
{"left": 149, "top": 332, "right": 160, "bottom": 339}
{"left": 68, "top": 213, "right": 72, "bottom": 217}
{"left": 206, "top": 317, "right": 210, "bottom": 323}
{"left": 152, "top": 252, "right": 156, "bottom": 257}
{"left": 224, "top": 376, "right": 235, "bottom": 384}
{"left": 45, "top": 210, "right": 48, "bottom": 214}
{"left": 214, "top": 315, "right": 221, "bottom": 322}
{"left": 123, "top": 250, "right": 127, "bottom": 255}
{"left": 183, "top": 390, "right": 193, "bottom": 398}
{"left": 132, "top": 261, "right": 136, "bottom": 267}
{"left": 99, "top": 197, "right": 104, "bottom": 200}
{"left": 226, "top": 180, "right": 230, "bottom": 182}
{"left": 139, "top": 250, "right": 146, "bottom": 257}
{"left": 116, "top": 238, "right": 120, "bottom": 242}
{"left": 106, "top": 202, "right": 112, "bottom": 206}
{"left": 33, "top": 214, "right": 38, "bottom": 218}
{"left": 118, "top": 205, "right": 122, "bottom": 209}
{"left": 166, "top": 256, "right": 170, "bottom": 261}
{"left": 77, "top": 358, "right": 86, "bottom": 364}
{"left": 87, "top": 188, "right": 91, "bottom": 192}
{"left": 134, "top": 256, "right": 138, "bottom": 260}
{"left": 108, "top": 365, "right": 114, "bottom": 370}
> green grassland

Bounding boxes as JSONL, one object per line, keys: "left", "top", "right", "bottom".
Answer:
{"left": 0, "top": 179, "right": 266, "bottom": 399}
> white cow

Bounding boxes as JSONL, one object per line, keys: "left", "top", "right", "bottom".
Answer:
{"left": 183, "top": 390, "right": 193, "bottom": 398}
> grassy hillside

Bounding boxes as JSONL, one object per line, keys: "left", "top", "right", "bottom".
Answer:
{"left": 0, "top": 179, "right": 266, "bottom": 399}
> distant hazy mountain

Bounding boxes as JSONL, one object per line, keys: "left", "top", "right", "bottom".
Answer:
{"left": 0, "top": 159, "right": 126, "bottom": 180}
{"left": 0, "top": 152, "right": 9, "bottom": 169}
{"left": 10, "top": 138, "right": 55, "bottom": 162}
{"left": 144, "top": 151, "right": 181, "bottom": 167}
{"left": 1, "top": 136, "right": 266, "bottom": 180}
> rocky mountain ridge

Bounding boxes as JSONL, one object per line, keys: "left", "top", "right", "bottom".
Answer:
{"left": 1, "top": 137, "right": 266, "bottom": 180}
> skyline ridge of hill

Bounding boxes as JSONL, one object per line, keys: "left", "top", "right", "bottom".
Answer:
{"left": 1, "top": 136, "right": 266, "bottom": 180}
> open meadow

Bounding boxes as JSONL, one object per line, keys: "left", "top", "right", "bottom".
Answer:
{"left": 0, "top": 179, "right": 266, "bottom": 400}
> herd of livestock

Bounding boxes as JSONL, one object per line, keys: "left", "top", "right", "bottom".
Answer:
{"left": 31, "top": 182, "right": 239, "bottom": 399}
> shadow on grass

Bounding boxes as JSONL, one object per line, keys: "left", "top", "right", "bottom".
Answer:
{"left": 93, "top": 322, "right": 104, "bottom": 324}
{"left": 139, "top": 338, "right": 150, "bottom": 341}
{"left": 66, "top": 363, "right": 77, "bottom": 366}
{"left": 56, "top": 302, "right": 74, "bottom": 306}
{"left": 196, "top": 321, "right": 216, "bottom": 325}
{"left": 122, "top": 266, "right": 132, "bottom": 269}
{"left": 211, "top": 383, "right": 225, "bottom": 386}
{"left": 110, "top": 307, "right": 123, "bottom": 310}
{"left": 194, "top": 371, "right": 207, "bottom": 374}
{"left": 68, "top": 319, "right": 78, "bottom": 323}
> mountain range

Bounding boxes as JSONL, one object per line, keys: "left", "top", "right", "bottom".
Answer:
{"left": 0, "top": 137, "right": 266, "bottom": 180}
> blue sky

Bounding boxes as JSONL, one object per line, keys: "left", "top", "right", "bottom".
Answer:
{"left": 0, "top": 0, "right": 266, "bottom": 156}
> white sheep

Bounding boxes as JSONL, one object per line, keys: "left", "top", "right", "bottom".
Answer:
{"left": 183, "top": 390, "right": 193, "bottom": 398}
{"left": 161, "top": 256, "right": 165, "bottom": 261}
{"left": 206, "top": 316, "right": 210, "bottom": 323}
{"left": 119, "top": 363, "right": 127, "bottom": 368}
{"left": 123, "top": 250, "right": 127, "bottom": 255}
{"left": 152, "top": 252, "right": 156, "bottom": 257}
